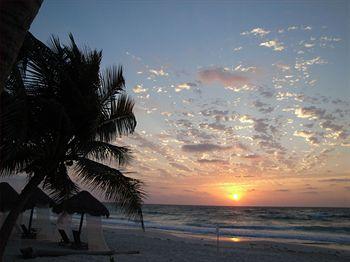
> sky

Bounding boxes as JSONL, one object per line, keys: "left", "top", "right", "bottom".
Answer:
{"left": 17, "top": 0, "right": 350, "bottom": 207}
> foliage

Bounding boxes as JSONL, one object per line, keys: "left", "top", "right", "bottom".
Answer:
{"left": 0, "top": 32, "right": 144, "bottom": 226}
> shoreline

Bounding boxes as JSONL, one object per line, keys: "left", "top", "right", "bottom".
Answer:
{"left": 102, "top": 221, "right": 350, "bottom": 250}
{"left": 8, "top": 226, "right": 350, "bottom": 261}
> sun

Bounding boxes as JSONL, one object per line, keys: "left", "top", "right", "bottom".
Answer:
{"left": 232, "top": 193, "right": 240, "bottom": 201}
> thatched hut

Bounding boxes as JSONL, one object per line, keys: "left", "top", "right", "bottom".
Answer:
{"left": 21, "top": 187, "right": 54, "bottom": 238}
{"left": 53, "top": 191, "right": 110, "bottom": 250}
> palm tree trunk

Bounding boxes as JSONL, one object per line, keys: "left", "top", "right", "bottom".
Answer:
{"left": 0, "top": 0, "right": 43, "bottom": 95}
{"left": 0, "top": 173, "right": 44, "bottom": 261}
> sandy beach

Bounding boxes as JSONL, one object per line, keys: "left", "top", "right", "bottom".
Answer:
{"left": 5, "top": 227, "right": 349, "bottom": 262}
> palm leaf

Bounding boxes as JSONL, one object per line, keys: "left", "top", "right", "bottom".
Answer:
{"left": 75, "top": 157, "right": 144, "bottom": 228}
{"left": 42, "top": 163, "right": 79, "bottom": 202}
{"left": 97, "top": 94, "right": 136, "bottom": 141}
{"left": 80, "top": 141, "right": 132, "bottom": 166}
{"left": 99, "top": 66, "right": 125, "bottom": 103}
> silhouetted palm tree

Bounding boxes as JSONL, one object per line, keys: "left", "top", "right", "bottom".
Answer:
{"left": 0, "top": 32, "right": 145, "bottom": 257}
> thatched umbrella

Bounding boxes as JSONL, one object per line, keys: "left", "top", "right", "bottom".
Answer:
{"left": 53, "top": 191, "right": 109, "bottom": 236}
{"left": 23, "top": 187, "right": 54, "bottom": 232}
{"left": 0, "top": 182, "right": 19, "bottom": 212}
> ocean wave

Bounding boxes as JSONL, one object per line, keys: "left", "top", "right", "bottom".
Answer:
{"left": 102, "top": 218, "right": 350, "bottom": 245}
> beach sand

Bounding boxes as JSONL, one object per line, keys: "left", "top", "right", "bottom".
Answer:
{"left": 7, "top": 227, "right": 350, "bottom": 262}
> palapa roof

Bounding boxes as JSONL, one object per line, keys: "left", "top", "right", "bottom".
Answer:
{"left": 24, "top": 187, "right": 55, "bottom": 210}
{"left": 53, "top": 191, "right": 109, "bottom": 217}
{"left": 0, "top": 182, "right": 19, "bottom": 212}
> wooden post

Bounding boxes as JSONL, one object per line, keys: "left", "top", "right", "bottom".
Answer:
{"left": 78, "top": 213, "right": 84, "bottom": 236}
{"left": 216, "top": 225, "right": 219, "bottom": 253}
{"left": 28, "top": 208, "right": 34, "bottom": 232}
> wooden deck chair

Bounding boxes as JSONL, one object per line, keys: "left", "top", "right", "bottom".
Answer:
{"left": 58, "top": 229, "right": 70, "bottom": 245}
{"left": 21, "top": 224, "right": 36, "bottom": 239}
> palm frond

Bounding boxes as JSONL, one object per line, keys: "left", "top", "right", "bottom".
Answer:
{"left": 42, "top": 163, "right": 79, "bottom": 202}
{"left": 99, "top": 66, "right": 125, "bottom": 103}
{"left": 97, "top": 94, "right": 136, "bottom": 141}
{"left": 75, "top": 157, "right": 144, "bottom": 228}
{"left": 80, "top": 141, "right": 132, "bottom": 166}
{"left": 0, "top": 144, "right": 37, "bottom": 176}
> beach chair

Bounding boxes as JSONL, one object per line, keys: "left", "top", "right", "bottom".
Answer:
{"left": 72, "top": 230, "right": 88, "bottom": 249}
{"left": 21, "top": 224, "right": 36, "bottom": 239}
{"left": 58, "top": 229, "right": 71, "bottom": 245}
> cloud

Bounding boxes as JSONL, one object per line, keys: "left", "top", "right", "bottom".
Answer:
{"left": 294, "top": 130, "right": 320, "bottom": 145}
{"left": 241, "top": 154, "right": 261, "bottom": 160}
{"left": 239, "top": 115, "right": 254, "bottom": 124}
{"left": 287, "top": 25, "right": 298, "bottom": 31}
{"left": 234, "top": 64, "right": 257, "bottom": 73}
{"left": 241, "top": 27, "right": 270, "bottom": 37}
{"left": 320, "top": 120, "right": 347, "bottom": 139}
{"left": 198, "top": 68, "right": 249, "bottom": 87}
{"left": 274, "top": 63, "right": 291, "bottom": 72}
{"left": 276, "top": 92, "right": 304, "bottom": 102}
{"left": 253, "top": 100, "right": 274, "bottom": 113}
{"left": 200, "top": 109, "right": 229, "bottom": 118}
{"left": 294, "top": 106, "right": 325, "bottom": 120}
{"left": 319, "top": 178, "right": 350, "bottom": 183}
{"left": 225, "top": 84, "right": 256, "bottom": 92}
{"left": 182, "top": 143, "right": 232, "bottom": 153}
{"left": 295, "top": 57, "right": 327, "bottom": 72}
{"left": 169, "top": 162, "right": 191, "bottom": 172}
{"left": 254, "top": 118, "right": 269, "bottom": 133}
{"left": 197, "top": 159, "right": 229, "bottom": 164}
{"left": 149, "top": 68, "right": 168, "bottom": 76}
{"left": 304, "top": 43, "right": 315, "bottom": 48}
{"left": 175, "top": 82, "right": 197, "bottom": 92}
{"left": 260, "top": 90, "right": 274, "bottom": 98}
{"left": 260, "top": 40, "right": 284, "bottom": 51}
{"left": 201, "top": 122, "right": 227, "bottom": 131}
{"left": 133, "top": 84, "right": 147, "bottom": 94}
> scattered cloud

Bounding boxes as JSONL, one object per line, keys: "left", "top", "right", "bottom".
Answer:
{"left": 198, "top": 67, "right": 250, "bottom": 87}
{"left": 169, "top": 162, "right": 191, "bottom": 172}
{"left": 175, "top": 82, "right": 197, "bottom": 92}
{"left": 133, "top": 84, "right": 147, "bottom": 94}
{"left": 241, "top": 27, "right": 270, "bottom": 37}
{"left": 182, "top": 143, "right": 232, "bottom": 153}
{"left": 294, "top": 130, "right": 320, "bottom": 145}
{"left": 294, "top": 106, "right": 325, "bottom": 120}
{"left": 319, "top": 178, "right": 350, "bottom": 183}
{"left": 260, "top": 40, "right": 284, "bottom": 51}
{"left": 197, "top": 159, "right": 229, "bottom": 164}
{"left": 149, "top": 68, "right": 168, "bottom": 76}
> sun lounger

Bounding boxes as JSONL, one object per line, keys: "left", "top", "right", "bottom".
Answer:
{"left": 21, "top": 224, "right": 36, "bottom": 239}
{"left": 58, "top": 229, "right": 70, "bottom": 245}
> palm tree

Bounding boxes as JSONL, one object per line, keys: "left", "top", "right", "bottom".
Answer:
{"left": 0, "top": 0, "right": 43, "bottom": 94}
{"left": 0, "top": 32, "right": 145, "bottom": 258}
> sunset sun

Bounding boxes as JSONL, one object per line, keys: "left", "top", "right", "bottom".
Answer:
{"left": 232, "top": 194, "right": 240, "bottom": 201}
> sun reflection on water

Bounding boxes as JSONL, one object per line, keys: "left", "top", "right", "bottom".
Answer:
{"left": 230, "top": 237, "right": 241, "bottom": 242}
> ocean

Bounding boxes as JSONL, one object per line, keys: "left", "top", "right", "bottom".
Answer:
{"left": 101, "top": 204, "right": 350, "bottom": 246}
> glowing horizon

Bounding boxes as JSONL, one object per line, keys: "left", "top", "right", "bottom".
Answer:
{"left": 9, "top": 0, "right": 349, "bottom": 207}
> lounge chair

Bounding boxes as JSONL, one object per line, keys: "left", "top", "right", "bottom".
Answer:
{"left": 71, "top": 230, "right": 88, "bottom": 249}
{"left": 58, "top": 229, "right": 71, "bottom": 246}
{"left": 21, "top": 224, "right": 36, "bottom": 239}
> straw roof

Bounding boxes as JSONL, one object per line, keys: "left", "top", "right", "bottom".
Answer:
{"left": 53, "top": 191, "right": 109, "bottom": 217}
{"left": 0, "top": 182, "right": 19, "bottom": 212}
{"left": 24, "top": 187, "right": 54, "bottom": 210}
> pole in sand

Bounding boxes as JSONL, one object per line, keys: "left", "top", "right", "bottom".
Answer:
{"left": 216, "top": 224, "right": 219, "bottom": 253}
